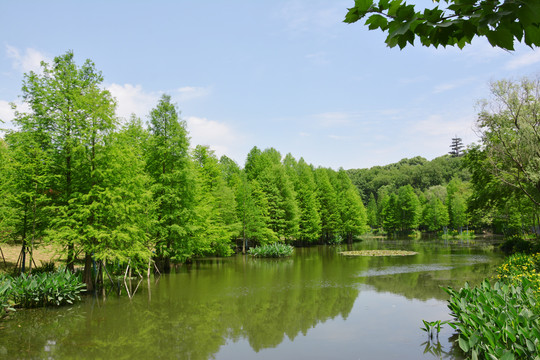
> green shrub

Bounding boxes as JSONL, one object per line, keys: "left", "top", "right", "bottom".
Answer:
{"left": 30, "top": 260, "right": 57, "bottom": 275}
{"left": 446, "top": 280, "right": 540, "bottom": 360}
{"left": 0, "top": 268, "right": 85, "bottom": 309}
{"left": 248, "top": 243, "right": 294, "bottom": 258}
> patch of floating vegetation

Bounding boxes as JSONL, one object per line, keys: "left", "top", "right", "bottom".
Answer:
{"left": 339, "top": 250, "right": 418, "bottom": 257}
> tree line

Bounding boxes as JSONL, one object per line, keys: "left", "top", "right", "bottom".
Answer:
{"left": 347, "top": 156, "right": 470, "bottom": 235}
{"left": 346, "top": 77, "right": 540, "bottom": 239}
{"left": 0, "top": 52, "right": 368, "bottom": 286}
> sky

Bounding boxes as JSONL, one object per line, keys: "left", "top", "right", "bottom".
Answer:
{"left": 1, "top": 1, "right": 539, "bottom": 170}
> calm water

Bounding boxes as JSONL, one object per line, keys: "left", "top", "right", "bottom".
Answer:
{"left": 0, "top": 238, "right": 503, "bottom": 359}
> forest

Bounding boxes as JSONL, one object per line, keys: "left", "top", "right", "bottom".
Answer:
{"left": 0, "top": 52, "right": 368, "bottom": 288}
{"left": 1, "top": 51, "right": 539, "bottom": 290}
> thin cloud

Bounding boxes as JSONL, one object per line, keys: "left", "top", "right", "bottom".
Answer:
{"left": 433, "top": 77, "right": 476, "bottom": 94}
{"left": 505, "top": 48, "right": 540, "bottom": 70}
{"left": 6, "top": 45, "right": 49, "bottom": 73}
{"left": 277, "top": 1, "right": 343, "bottom": 34}
{"left": 315, "top": 112, "right": 355, "bottom": 127}
{"left": 305, "top": 51, "right": 329, "bottom": 65}
{"left": 175, "top": 86, "right": 211, "bottom": 102}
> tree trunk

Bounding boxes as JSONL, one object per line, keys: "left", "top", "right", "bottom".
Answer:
{"left": 83, "top": 253, "right": 94, "bottom": 292}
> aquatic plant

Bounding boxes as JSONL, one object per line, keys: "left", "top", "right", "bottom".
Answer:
{"left": 248, "top": 243, "right": 294, "bottom": 258}
{"left": 0, "top": 268, "right": 85, "bottom": 309}
{"left": 445, "top": 279, "right": 540, "bottom": 360}
{"left": 339, "top": 250, "right": 417, "bottom": 257}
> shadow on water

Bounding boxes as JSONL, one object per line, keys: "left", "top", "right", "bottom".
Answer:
{"left": 0, "top": 237, "right": 504, "bottom": 359}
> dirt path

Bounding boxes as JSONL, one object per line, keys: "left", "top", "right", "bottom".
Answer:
{"left": 0, "top": 242, "right": 64, "bottom": 272}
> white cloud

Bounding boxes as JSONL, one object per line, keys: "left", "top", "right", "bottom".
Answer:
{"left": 6, "top": 45, "right": 49, "bottom": 73}
{"left": 106, "top": 83, "right": 160, "bottom": 120}
{"left": 186, "top": 116, "right": 244, "bottom": 159}
{"left": 107, "top": 84, "right": 212, "bottom": 120}
{"left": 505, "top": 49, "right": 540, "bottom": 70}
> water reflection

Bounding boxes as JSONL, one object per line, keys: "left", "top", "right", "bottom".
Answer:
{"left": 0, "top": 239, "right": 503, "bottom": 359}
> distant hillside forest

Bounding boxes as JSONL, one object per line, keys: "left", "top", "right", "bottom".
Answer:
{"left": 347, "top": 144, "right": 539, "bottom": 238}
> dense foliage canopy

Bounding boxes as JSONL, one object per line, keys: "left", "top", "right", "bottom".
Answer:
{"left": 344, "top": 0, "right": 540, "bottom": 50}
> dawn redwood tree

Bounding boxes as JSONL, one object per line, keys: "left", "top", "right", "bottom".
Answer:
{"left": 14, "top": 51, "right": 117, "bottom": 272}
{"left": 336, "top": 169, "right": 367, "bottom": 243}
{"left": 192, "top": 145, "right": 239, "bottom": 256}
{"left": 314, "top": 168, "right": 341, "bottom": 243}
{"left": 397, "top": 185, "right": 421, "bottom": 232}
{"left": 366, "top": 193, "right": 378, "bottom": 230}
{"left": 2, "top": 131, "right": 50, "bottom": 272}
{"left": 146, "top": 94, "right": 196, "bottom": 271}
{"left": 0, "top": 138, "right": 15, "bottom": 245}
{"left": 291, "top": 158, "right": 321, "bottom": 243}
{"left": 258, "top": 164, "right": 299, "bottom": 241}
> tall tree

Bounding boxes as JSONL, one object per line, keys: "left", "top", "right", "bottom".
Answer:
{"left": 292, "top": 158, "right": 321, "bottom": 243}
{"left": 397, "top": 185, "right": 421, "bottom": 232}
{"left": 336, "top": 169, "right": 367, "bottom": 243}
{"left": 366, "top": 193, "right": 378, "bottom": 230}
{"left": 477, "top": 77, "right": 540, "bottom": 207}
{"left": 192, "top": 145, "right": 239, "bottom": 257}
{"left": 146, "top": 94, "right": 195, "bottom": 271}
{"left": 314, "top": 168, "right": 342, "bottom": 243}
{"left": 14, "top": 51, "right": 117, "bottom": 272}
{"left": 449, "top": 136, "right": 464, "bottom": 157}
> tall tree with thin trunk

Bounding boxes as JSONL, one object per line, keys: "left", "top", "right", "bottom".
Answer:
{"left": 146, "top": 94, "right": 195, "bottom": 271}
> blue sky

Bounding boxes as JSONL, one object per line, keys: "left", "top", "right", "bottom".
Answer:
{"left": 1, "top": 1, "right": 539, "bottom": 169}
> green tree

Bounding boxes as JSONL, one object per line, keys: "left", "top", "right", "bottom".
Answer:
{"left": 2, "top": 131, "right": 51, "bottom": 272}
{"left": 192, "top": 145, "right": 239, "bottom": 257}
{"left": 447, "top": 178, "right": 469, "bottom": 231}
{"left": 422, "top": 197, "right": 449, "bottom": 232}
{"left": 367, "top": 193, "right": 378, "bottom": 230}
{"left": 382, "top": 193, "right": 399, "bottom": 234}
{"left": 477, "top": 77, "right": 540, "bottom": 207}
{"left": 397, "top": 185, "right": 421, "bottom": 232}
{"left": 336, "top": 169, "right": 367, "bottom": 243}
{"left": 258, "top": 164, "right": 299, "bottom": 241}
{"left": 13, "top": 51, "right": 117, "bottom": 272}
{"left": 314, "top": 168, "right": 342, "bottom": 243}
{"left": 344, "top": 0, "right": 540, "bottom": 50}
{"left": 292, "top": 159, "right": 321, "bottom": 243}
{"left": 146, "top": 94, "right": 195, "bottom": 271}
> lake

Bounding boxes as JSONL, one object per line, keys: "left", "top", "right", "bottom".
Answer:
{"left": 0, "top": 238, "right": 504, "bottom": 359}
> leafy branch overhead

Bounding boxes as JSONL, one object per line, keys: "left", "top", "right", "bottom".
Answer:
{"left": 344, "top": 0, "right": 540, "bottom": 50}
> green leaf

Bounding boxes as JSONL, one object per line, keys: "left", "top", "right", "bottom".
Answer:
{"left": 458, "top": 336, "right": 470, "bottom": 352}
{"left": 486, "top": 28, "right": 515, "bottom": 50}
{"left": 354, "top": 0, "right": 374, "bottom": 13}
{"left": 365, "top": 14, "right": 388, "bottom": 30}
{"left": 500, "top": 351, "right": 515, "bottom": 360}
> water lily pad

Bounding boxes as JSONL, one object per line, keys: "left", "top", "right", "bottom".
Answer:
{"left": 339, "top": 250, "right": 418, "bottom": 257}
